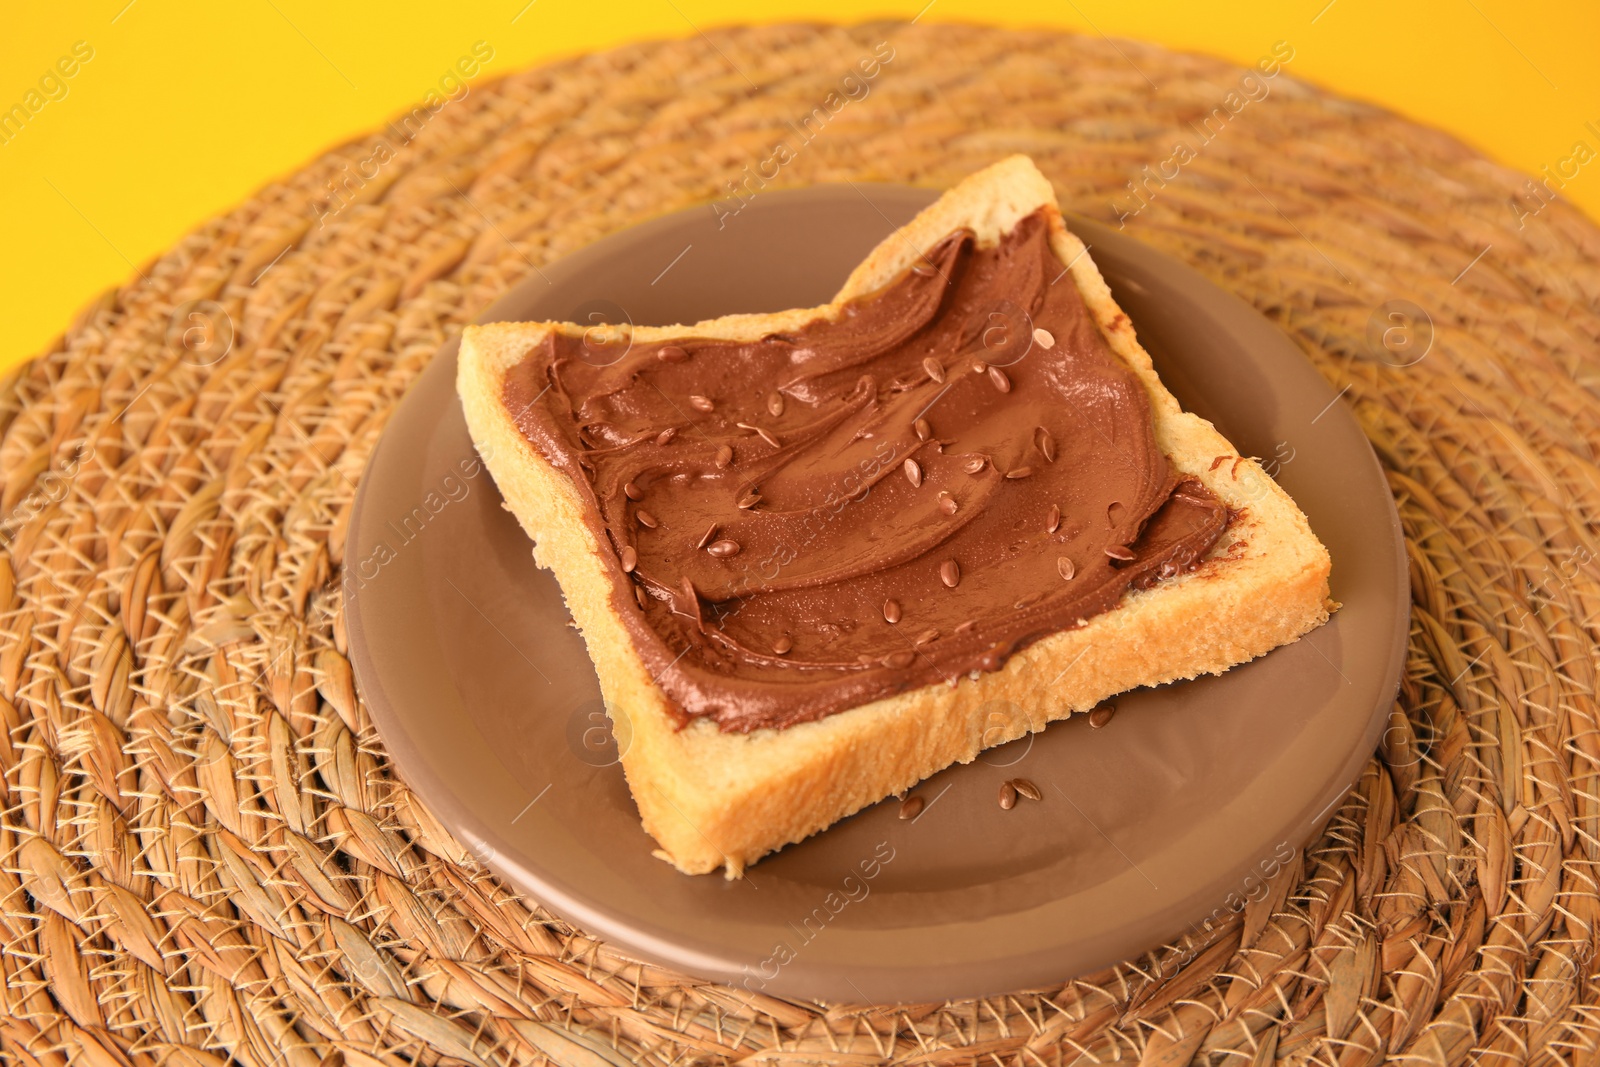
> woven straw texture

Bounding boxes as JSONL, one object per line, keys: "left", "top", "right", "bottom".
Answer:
{"left": 4, "top": 20, "right": 1600, "bottom": 1066}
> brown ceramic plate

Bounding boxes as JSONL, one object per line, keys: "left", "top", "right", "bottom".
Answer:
{"left": 345, "top": 185, "right": 1407, "bottom": 1003}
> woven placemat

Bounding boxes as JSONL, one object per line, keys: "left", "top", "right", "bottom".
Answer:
{"left": 4, "top": 20, "right": 1599, "bottom": 1066}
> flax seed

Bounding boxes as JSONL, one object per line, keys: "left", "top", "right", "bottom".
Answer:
{"left": 736, "top": 421, "right": 781, "bottom": 448}
{"left": 1037, "top": 429, "right": 1056, "bottom": 463}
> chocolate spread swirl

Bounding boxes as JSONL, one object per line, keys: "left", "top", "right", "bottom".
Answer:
{"left": 502, "top": 209, "right": 1227, "bottom": 732}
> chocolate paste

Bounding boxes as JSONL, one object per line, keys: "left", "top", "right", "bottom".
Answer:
{"left": 502, "top": 209, "right": 1228, "bottom": 731}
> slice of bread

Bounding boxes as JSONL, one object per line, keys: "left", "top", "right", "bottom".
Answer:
{"left": 457, "top": 156, "right": 1331, "bottom": 877}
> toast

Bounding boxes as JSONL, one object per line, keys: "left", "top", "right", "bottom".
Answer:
{"left": 457, "top": 156, "right": 1331, "bottom": 876}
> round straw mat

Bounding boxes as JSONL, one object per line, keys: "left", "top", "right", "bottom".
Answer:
{"left": 4, "top": 20, "right": 1600, "bottom": 1067}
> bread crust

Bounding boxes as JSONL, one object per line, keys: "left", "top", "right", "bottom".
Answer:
{"left": 457, "top": 155, "right": 1331, "bottom": 876}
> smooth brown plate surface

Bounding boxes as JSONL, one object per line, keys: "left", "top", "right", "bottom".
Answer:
{"left": 345, "top": 185, "right": 1407, "bottom": 1003}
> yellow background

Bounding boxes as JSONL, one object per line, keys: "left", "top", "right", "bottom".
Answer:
{"left": 3, "top": 1, "right": 1597, "bottom": 369}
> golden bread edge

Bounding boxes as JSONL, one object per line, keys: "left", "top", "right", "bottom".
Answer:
{"left": 455, "top": 155, "right": 1331, "bottom": 877}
